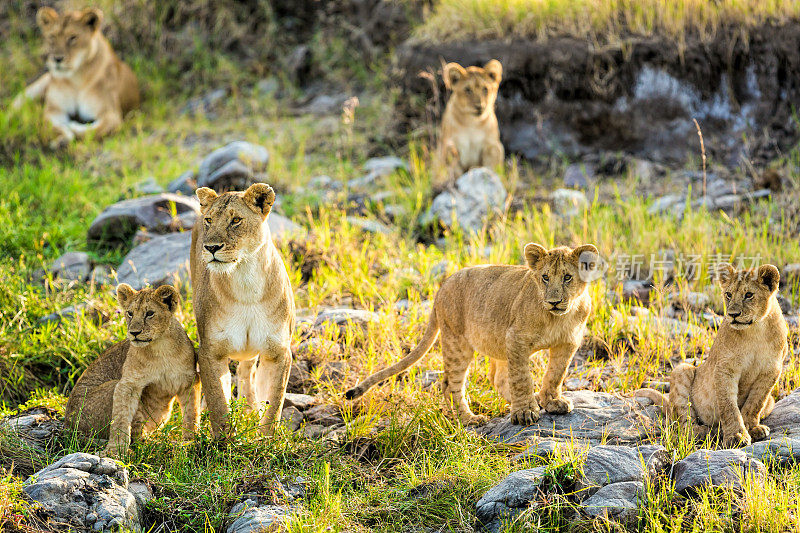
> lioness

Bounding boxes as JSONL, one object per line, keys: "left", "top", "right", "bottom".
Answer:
{"left": 637, "top": 264, "right": 788, "bottom": 447}
{"left": 437, "top": 60, "right": 504, "bottom": 183}
{"left": 346, "top": 243, "right": 600, "bottom": 425}
{"left": 12, "top": 7, "right": 140, "bottom": 149}
{"left": 64, "top": 284, "right": 200, "bottom": 457}
{"left": 191, "top": 184, "right": 295, "bottom": 437}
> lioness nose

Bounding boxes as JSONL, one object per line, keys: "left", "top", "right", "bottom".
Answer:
{"left": 54, "top": 56, "right": 64, "bottom": 63}
{"left": 204, "top": 244, "right": 223, "bottom": 254}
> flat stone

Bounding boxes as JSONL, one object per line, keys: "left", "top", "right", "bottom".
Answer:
{"left": 563, "top": 163, "right": 594, "bottom": 190}
{"left": 283, "top": 393, "right": 316, "bottom": 411}
{"left": 647, "top": 194, "right": 684, "bottom": 215}
{"left": 580, "top": 481, "right": 643, "bottom": 520}
{"left": 475, "top": 467, "right": 546, "bottom": 531}
{"left": 50, "top": 252, "right": 92, "bottom": 282}
{"left": 621, "top": 280, "right": 654, "bottom": 304}
{"left": 476, "top": 391, "right": 661, "bottom": 445}
{"left": 197, "top": 141, "right": 269, "bottom": 192}
{"left": 317, "top": 361, "right": 349, "bottom": 384}
{"left": 1, "top": 408, "right": 62, "bottom": 453}
{"left": 743, "top": 436, "right": 800, "bottom": 466}
{"left": 304, "top": 404, "right": 343, "bottom": 426}
{"left": 89, "top": 265, "right": 114, "bottom": 286}
{"left": 116, "top": 231, "right": 191, "bottom": 290}
{"left": 134, "top": 177, "right": 164, "bottom": 195}
{"left": 287, "top": 361, "right": 311, "bottom": 393}
{"left": 577, "top": 445, "right": 670, "bottom": 497}
{"left": 168, "top": 170, "right": 197, "bottom": 195}
{"left": 672, "top": 449, "right": 766, "bottom": 495}
{"left": 550, "top": 188, "right": 588, "bottom": 218}
{"left": 280, "top": 406, "right": 303, "bottom": 432}
{"left": 425, "top": 167, "right": 507, "bottom": 233}
{"left": 227, "top": 499, "right": 292, "bottom": 533}
{"left": 87, "top": 193, "right": 199, "bottom": 246}
{"left": 312, "top": 309, "right": 379, "bottom": 334}
{"left": 414, "top": 370, "right": 442, "bottom": 389}
{"left": 761, "top": 388, "right": 800, "bottom": 437}
{"left": 363, "top": 156, "right": 408, "bottom": 174}
{"left": 346, "top": 217, "right": 392, "bottom": 235}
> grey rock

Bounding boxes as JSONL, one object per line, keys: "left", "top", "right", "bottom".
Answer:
{"left": 564, "top": 163, "right": 594, "bottom": 189}
{"left": 1, "top": 408, "right": 62, "bottom": 452}
{"left": 743, "top": 436, "right": 800, "bottom": 466}
{"left": 577, "top": 445, "right": 670, "bottom": 497}
{"left": 776, "top": 294, "right": 792, "bottom": 315}
{"left": 475, "top": 467, "right": 546, "bottom": 530}
{"left": 197, "top": 141, "right": 269, "bottom": 192}
{"left": 181, "top": 87, "right": 229, "bottom": 117}
{"left": 281, "top": 406, "right": 303, "bottom": 432}
{"left": 672, "top": 449, "right": 766, "bottom": 494}
{"left": 304, "top": 404, "right": 343, "bottom": 426}
{"left": 581, "top": 481, "right": 643, "bottom": 520}
{"left": 134, "top": 177, "right": 164, "bottom": 195}
{"left": 761, "top": 388, "right": 800, "bottom": 437}
{"left": 24, "top": 453, "right": 141, "bottom": 532}
{"left": 38, "top": 303, "right": 95, "bottom": 325}
{"left": 89, "top": 265, "right": 114, "bottom": 286}
{"left": 265, "top": 213, "right": 305, "bottom": 242}
{"left": 621, "top": 280, "right": 653, "bottom": 304}
{"left": 87, "top": 193, "right": 199, "bottom": 245}
{"left": 425, "top": 168, "right": 507, "bottom": 233}
{"left": 783, "top": 264, "right": 800, "bottom": 285}
{"left": 346, "top": 216, "right": 392, "bottom": 235}
{"left": 550, "top": 188, "right": 588, "bottom": 218}
{"left": 307, "top": 175, "right": 342, "bottom": 192}
{"left": 127, "top": 481, "right": 154, "bottom": 513}
{"left": 50, "top": 252, "right": 91, "bottom": 282}
{"left": 168, "top": 170, "right": 197, "bottom": 195}
{"left": 256, "top": 77, "right": 280, "bottom": 96}
{"left": 116, "top": 231, "right": 191, "bottom": 290}
{"left": 476, "top": 391, "right": 661, "bottom": 445}
{"left": 317, "top": 361, "right": 348, "bottom": 384}
{"left": 286, "top": 45, "right": 311, "bottom": 85}
{"left": 631, "top": 158, "right": 659, "bottom": 183}
{"left": 414, "top": 370, "right": 442, "bottom": 389}
{"left": 287, "top": 361, "right": 311, "bottom": 392}
{"left": 647, "top": 194, "right": 684, "bottom": 215}
{"left": 283, "top": 393, "right": 316, "bottom": 411}
{"left": 363, "top": 156, "right": 408, "bottom": 174}
{"left": 227, "top": 499, "right": 292, "bottom": 533}
{"left": 298, "top": 93, "right": 349, "bottom": 116}
{"left": 681, "top": 291, "right": 711, "bottom": 311}
{"left": 511, "top": 439, "right": 592, "bottom": 463}
{"left": 312, "top": 309, "right": 379, "bottom": 334}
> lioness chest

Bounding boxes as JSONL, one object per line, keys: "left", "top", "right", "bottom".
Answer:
{"left": 208, "top": 301, "right": 286, "bottom": 361}
{"left": 47, "top": 82, "right": 104, "bottom": 122}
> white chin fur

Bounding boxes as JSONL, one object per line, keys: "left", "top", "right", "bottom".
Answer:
{"left": 206, "top": 260, "right": 238, "bottom": 274}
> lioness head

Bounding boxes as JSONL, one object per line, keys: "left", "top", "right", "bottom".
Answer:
{"left": 443, "top": 60, "right": 502, "bottom": 118}
{"left": 718, "top": 263, "right": 780, "bottom": 329}
{"left": 36, "top": 7, "right": 104, "bottom": 78}
{"left": 116, "top": 284, "right": 180, "bottom": 347}
{"left": 525, "top": 243, "right": 599, "bottom": 316}
{"left": 196, "top": 183, "right": 276, "bottom": 274}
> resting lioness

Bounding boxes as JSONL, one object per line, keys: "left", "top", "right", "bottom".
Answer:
{"left": 437, "top": 60, "right": 504, "bottom": 184}
{"left": 12, "top": 7, "right": 140, "bottom": 149}
{"left": 637, "top": 264, "right": 788, "bottom": 447}
{"left": 191, "top": 184, "right": 295, "bottom": 437}
{"left": 64, "top": 284, "right": 200, "bottom": 457}
{"left": 346, "top": 243, "right": 600, "bottom": 425}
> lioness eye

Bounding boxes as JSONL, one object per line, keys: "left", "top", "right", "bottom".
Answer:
{"left": 68, "top": 35, "right": 77, "bottom": 45}
{"left": 564, "top": 274, "right": 572, "bottom": 282}
{"left": 725, "top": 292, "right": 732, "bottom": 299}
{"left": 744, "top": 292, "right": 754, "bottom": 299}
{"left": 230, "top": 217, "right": 242, "bottom": 225}
{"left": 126, "top": 311, "right": 133, "bottom": 317}
{"left": 204, "top": 217, "right": 211, "bottom": 225}
{"left": 145, "top": 310, "right": 154, "bottom": 318}
{"left": 542, "top": 274, "right": 549, "bottom": 282}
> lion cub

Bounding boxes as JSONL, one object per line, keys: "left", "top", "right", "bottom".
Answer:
{"left": 64, "top": 284, "right": 200, "bottom": 457}
{"left": 437, "top": 60, "right": 504, "bottom": 183}
{"left": 637, "top": 264, "right": 788, "bottom": 447}
{"left": 12, "top": 7, "right": 140, "bottom": 149}
{"left": 347, "top": 243, "right": 600, "bottom": 425}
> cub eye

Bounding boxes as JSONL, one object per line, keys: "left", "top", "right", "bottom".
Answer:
{"left": 67, "top": 35, "right": 77, "bottom": 46}
{"left": 145, "top": 310, "right": 155, "bottom": 318}
{"left": 564, "top": 274, "right": 572, "bottom": 282}
{"left": 542, "top": 274, "right": 549, "bottom": 282}
{"left": 744, "top": 292, "right": 754, "bottom": 300}
{"left": 230, "top": 216, "right": 242, "bottom": 226}
{"left": 126, "top": 311, "right": 133, "bottom": 317}
{"left": 725, "top": 292, "right": 732, "bottom": 299}
{"left": 204, "top": 217, "right": 212, "bottom": 226}
{"left": 465, "top": 87, "right": 472, "bottom": 95}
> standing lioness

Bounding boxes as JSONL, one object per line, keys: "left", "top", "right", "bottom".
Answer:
{"left": 191, "top": 183, "right": 295, "bottom": 437}
{"left": 346, "top": 244, "right": 600, "bottom": 425}
{"left": 13, "top": 7, "right": 140, "bottom": 148}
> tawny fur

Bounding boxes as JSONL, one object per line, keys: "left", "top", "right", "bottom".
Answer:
{"left": 346, "top": 243, "right": 600, "bottom": 426}
{"left": 437, "top": 60, "right": 504, "bottom": 185}
{"left": 191, "top": 183, "right": 295, "bottom": 438}
{"left": 636, "top": 264, "right": 788, "bottom": 447}
{"left": 12, "top": 7, "right": 140, "bottom": 149}
{"left": 64, "top": 284, "right": 200, "bottom": 457}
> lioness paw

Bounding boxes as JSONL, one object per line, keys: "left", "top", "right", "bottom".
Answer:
{"left": 50, "top": 135, "right": 71, "bottom": 150}
{"left": 749, "top": 424, "right": 770, "bottom": 441}
{"left": 722, "top": 430, "right": 751, "bottom": 448}
{"left": 544, "top": 396, "right": 574, "bottom": 415}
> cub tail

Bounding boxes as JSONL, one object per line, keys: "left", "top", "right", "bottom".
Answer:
{"left": 635, "top": 388, "right": 668, "bottom": 411}
{"left": 345, "top": 311, "right": 440, "bottom": 400}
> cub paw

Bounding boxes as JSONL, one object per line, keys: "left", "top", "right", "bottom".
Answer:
{"left": 722, "top": 429, "right": 752, "bottom": 448}
{"left": 462, "top": 414, "right": 489, "bottom": 426}
{"left": 49, "top": 135, "right": 71, "bottom": 150}
{"left": 510, "top": 400, "right": 541, "bottom": 426}
{"left": 544, "top": 396, "right": 574, "bottom": 415}
{"left": 102, "top": 445, "right": 124, "bottom": 459}
{"left": 748, "top": 424, "right": 770, "bottom": 442}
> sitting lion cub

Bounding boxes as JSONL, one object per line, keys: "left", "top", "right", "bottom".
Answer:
{"left": 346, "top": 243, "right": 599, "bottom": 425}
{"left": 64, "top": 284, "right": 200, "bottom": 457}
{"left": 637, "top": 264, "right": 788, "bottom": 447}
{"left": 12, "top": 7, "right": 140, "bottom": 148}
{"left": 437, "top": 59, "right": 504, "bottom": 183}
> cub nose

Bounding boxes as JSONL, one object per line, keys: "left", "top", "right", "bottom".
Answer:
{"left": 547, "top": 299, "right": 563, "bottom": 307}
{"left": 204, "top": 244, "right": 223, "bottom": 254}
{"left": 129, "top": 330, "right": 142, "bottom": 337}
{"left": 728, "top": 311, "right": 741, "bottom": 318}
{"left": 53, "top": 56, "right": 64, "bottom": 63}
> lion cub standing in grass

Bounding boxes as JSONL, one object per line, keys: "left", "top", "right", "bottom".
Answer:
{"left": 64, "top": 284, "right": 200, "bottom": 458}
{"left": 346, "top": 243, "right": 600, "bottom": 426}
{"left": 12, "top": 7, "right": 140, "bottom": 149}
{"left": 437, "top": 60, "right": 504, "bottom": 184}
{"left": 637, "top": 264, "right": 788, "bottom": 447}
{"left": 191, "top": 184, "right": 295, "bottom": 438}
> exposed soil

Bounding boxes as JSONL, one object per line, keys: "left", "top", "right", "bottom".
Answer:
{"left": 396, "top": 23, "right": 800, "bottom": 167}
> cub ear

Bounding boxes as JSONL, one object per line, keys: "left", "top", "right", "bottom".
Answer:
{"left": 243, "top": 183, "right": 276, "bottom": 218}
{"left": 196, "top": 187, "right": 218, "bottom": 209}
{"left": 758, "top": 264, "right": 780, "bottom": 293}
{"left": 483, "top": 59, "right": 502, "bottom": 84}
{"left": 716, "top": 263, "right": 736, "bottom": 285}
{"left": 37, "top": 7, "right": 59, "bottom": 30}
{"left": 79, "top": 8, "right": 103, "bottom": 32}
{"left": 443, "top": 62, "right": 467, "bottom": 89}
{"left": 524, "top": 243, "right": 548, "bottom": 269}
{"left": 116, "top": 283, "right": 136, "bottom": 308}
{"left": 153, "top": 285, "right": 180, "bottom": 313}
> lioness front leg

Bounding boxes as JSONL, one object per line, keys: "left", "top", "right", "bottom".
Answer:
{"left": 12, "top": 73, "right": 51, "bottom": 110}
{"left": 44, "top": 105, "right": 76, "bottom": 149}
{"left": 740, "top": 370, "right": 780, "bottom": 442}
{"left": 537, "top": 343, "right": 578, "bottom": 414}
{"left": 255, "top": 345, "right": 292, "bottom": 435}
{"left": 199, "top": 349, "right": 234, "bottom": 438}
{"left": 69, "top": 109, "right": 123, "bottom": 141}
{"left": 506, "top": 335, "right": 539, "bottom": 425}
{"left": 105, "top": 380, "right": 145, "bottom": 457}
{"left": 714, "top": 365, "right": 750, "bottom": 447}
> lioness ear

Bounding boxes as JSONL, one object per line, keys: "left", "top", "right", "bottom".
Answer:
{"left": 243, "top": 183, "right": 276, "bottom": 218}
{"left": 79, "top": 8, "right": 103, "bottom": 32}
{"left": 524, "top": 243, "right": 548, "bottom": 269}
{"left": 758, "top": 264, "right": 780, "bottom": 293}
{"left": 443, "top": 62, "right": 467, "bottom": 90}
{"left": 196, "top": 187, "right": 218, "bottom": 209}
{"left": 116, "top": 283, "right": 136, "bottom": 309}
{"left": 37, "top": 7, "right": 59, "bottom": 30}
{"left": 717, "top": 263, "right": 736, "bottom": 285}
{"left": 153, "top": 285, "right": 180, "bottom": 313}
{"left": 484, "top": 59, "right": 502, "bottom": 84}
